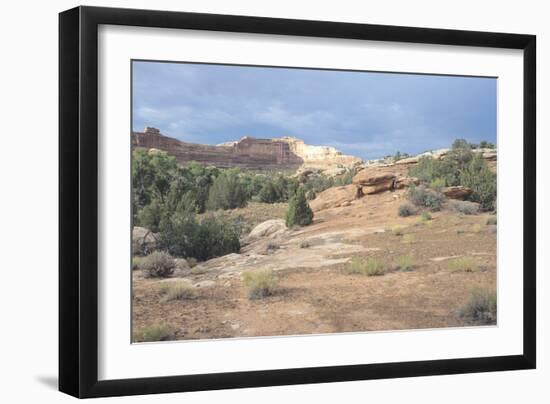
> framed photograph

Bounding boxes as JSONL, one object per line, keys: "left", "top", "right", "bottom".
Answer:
{"left": 59, "top": 6, "right": 536, "bottom": 398}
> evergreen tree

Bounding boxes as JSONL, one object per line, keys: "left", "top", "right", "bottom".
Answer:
{"left": 285, "top": 187, "right": 313, "bottom": 227}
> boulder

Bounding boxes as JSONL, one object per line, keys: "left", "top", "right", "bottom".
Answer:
{"left": 395, "top": 176, "right": 419, "bottom": 189}
{"left": 443, "top": 186, "right": 474, "bottom": 200}
{"left": 172, "top": 258, "right": 191, "bottom": 276}
{"left": 309, "top": 184, "right": 359, "bottom": 212}
{"left": 132, "top": 226, "right": 159, "bottom": 255}
{"left": 243, "top": 219, "right": 287, "bottom": 244}
{"left": 352, "top": 170, "right": 396, "bottom": 194}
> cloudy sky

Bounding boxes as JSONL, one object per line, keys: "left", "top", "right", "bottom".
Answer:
{"left": 132, "top": 61, "right": 496, "bottom": 160}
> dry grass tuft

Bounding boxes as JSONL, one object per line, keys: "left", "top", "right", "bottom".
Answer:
{"left": 242, "top": 270, "right": 278, "bottom": 300}
{"left": 347, "top": 257, "right": 386, "bottom": 276}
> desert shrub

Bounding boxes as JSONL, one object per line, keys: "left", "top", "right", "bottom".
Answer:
{"left": 459, "top": 154, "right": 497, "bottom": 210}
{"left": 408, "top": 185, "right": 443, "bottom": 212}
{"left": 447, "top": 256, "right": 477, "bottom": 273}
{"left": 398, "top": 202, "right": 416, "bottom": 217}
{"left": 486, "top": 216, "right": 497, "bottom": 225}
{"left": 242, "top": 270, "right": 278, "bottom": 299}
{"left": 206, "top": 169, "right": 248, "bottom": 210}
{"left": 139, "top": 251, "right": 175, "bottom": 278}
{"left": 448, "top": 200, "right": 480, "bottom": 215}
{"left": 158, "top": 281, "right": 196, "bottom": 302}
{"left": 285, "top": 187, "right": 314, "bottom": 227}
{"left": 131, "top": 256, "right": 142, "bottom": 270}
{"left": 300, "top": 240, "right": 311, "bottom": 248}
{"left": 429, "top": 177, "right": 446, "bottom": 192}
{"left": 459, "top": 287, "right": 497, "bottom": 324}
{"left": 347, "top": 257, "right": 386, "bottom": 276}
{"left": 159, "top": 214, "right": 240, "bottom": 261}
{"left": 402, "top": 234, "right": 415, "bottom": 244}
{"left": 391, "top": 225, "right": 406, "bottom": 236}
{"left": 133, "top": 323, "right": 176, "bottom": 342}
{"left": 421, "top": 211, "right": 432, "bottom": 221}
{"left": 396, "top": 255, "right": 415, "bottom": 271}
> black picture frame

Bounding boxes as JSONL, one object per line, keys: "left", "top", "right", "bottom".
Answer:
{"left": 59, "top": 5, "right": 536, "bottom": 398}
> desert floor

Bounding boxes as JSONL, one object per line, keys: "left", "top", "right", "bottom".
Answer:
{"left": 132, "top": 191, "right": 496, "bottom": 341}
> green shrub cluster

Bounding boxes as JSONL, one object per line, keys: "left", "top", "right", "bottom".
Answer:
{"left": 159, "top": 214, "right": 240, "bottom": 261}
{"left": 206, "top": 169, "right": 248, "bottom": 210}
{"left": 408, "top": 139, "right": 496, "bottom": 211}
{"left": 407, "top": 185, "right": 444, "bottom": 212}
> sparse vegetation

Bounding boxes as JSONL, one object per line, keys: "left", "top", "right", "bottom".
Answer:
{"left": 421, "top": 212, "right": 432, "bottom": 221}
{"left": 132, "top": 256, "right": 142, "bottom": 270}
{"left": 402, "top": 234, "right": 415, "bottom": 244}
{"left": 285, "top": 187, "right": 314, "bottom": 227}
{"left": 395, "top": 255, "right": 415, "bottom": 271}
{"left": 347, "top": 257, "right": 386, "bottom": 276}
{"left": 398, "top": 202, "right": 416, "bottom": 217}
{"left": 133, "top": 323, "right": 176, "bottom": 342}
{"left": 300, "top": 240, "right": 311, "bottom": 248}
{"left": 448, "top": 200, "right": 480, "bottom": 215}
{"left": 242, "top": 270, "right": 278, "bottom": 299}
{"left": 139, "top": 251, "right": 176, "bottom": 278}
{"left": 448, "top": 256, "right": 477, "bottom": 273}
{"left": 459, "top": 287, "right": 497, "bottom": 324}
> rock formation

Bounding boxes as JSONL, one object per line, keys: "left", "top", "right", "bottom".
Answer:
{"left": 132, "top": 127, "right": 361, "bottom": 171}
{"left": 442, "top": 186, "right": 474, "bottom": 200}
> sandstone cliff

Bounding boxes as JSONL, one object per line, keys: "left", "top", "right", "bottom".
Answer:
{"left": 132, "top": 127, "right": 362, "bottom": 171}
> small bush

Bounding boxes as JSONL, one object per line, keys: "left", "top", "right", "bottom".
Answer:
{"left": 139, "top": 251, "right": 175, "bottom": 278}
{"left": 398, "top": 202, "right": 416, "bottom": 217}
{"left": 285, "top": 187, "right": 313, "bottom": 227}
{"left": 391, "top": 225, "right": 406, "bottom": 236}
{"left": 347, "top": 257, "right": 386, "bottom": 276}
{"left": 429, "top": 178, "right": 446, "bottom": 192}
{"left": 448, "top": 200, "right": 480, "bottom": 215}
{"left": 448, "top": 256, "right": 477, "bottom": 273}
{"left": 408, "top": 185, "right": 444, "bottom": 212}
{"left": 402, "top": 234, "right": 415, "bottom": 244}
{"left": 486, "top": 216, "right": 497, "bottom": 225}
{"left": 421, "top": 212, "right": 432, "bottom": 221}
{"left": 242, "top": 270, "right": 278, "bottom": 299}
{"left": 300, "top": 240, "right": 311, "bottom": 248}
{"left": 158, "top": 281, "right": 196, "bottom": 302}
{"left": 396, "top": 255, "right": 415, "bottom": 271}
{"left": 133, "top": 323, "right": 176, "bottom": 342}
{"left": 459, "top": 287, "right": 497, "bottom": 324}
